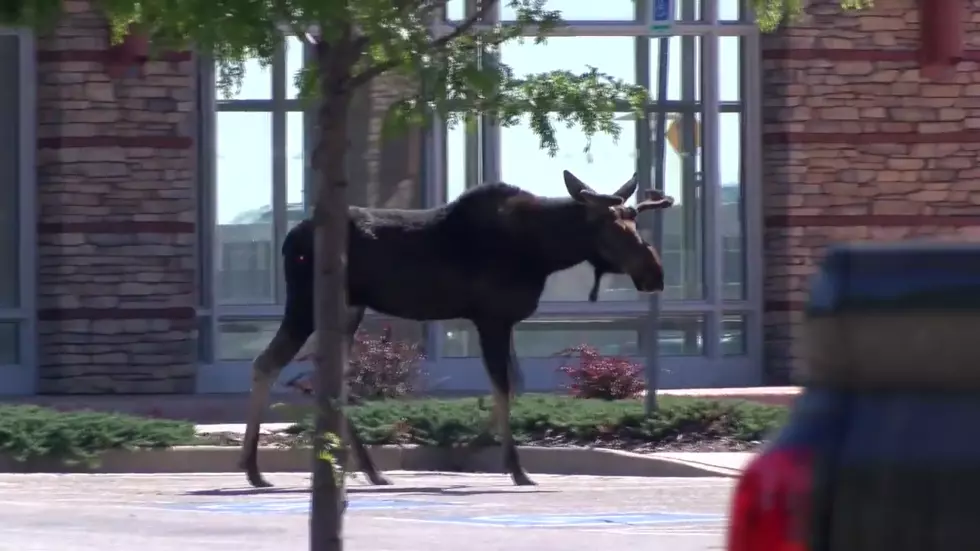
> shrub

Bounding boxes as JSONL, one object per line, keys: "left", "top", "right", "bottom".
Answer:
{"left": 285, "top": 394, "right": 789, "bottom": 449}
{"left": 556, "top": 345, "right": 646, "bottom": 400}
{"left": 0, "top": 405, "right": 196, "bottom": 465}
{"left": 287, "top": 326, "right": 425, "bottom": 403}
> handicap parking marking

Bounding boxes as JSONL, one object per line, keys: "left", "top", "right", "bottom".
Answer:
{"left": 162, "top": 498, "right": 458, "bottom": 516}
{"left": 398, "top": 512, "right": 726, "bottom": 528}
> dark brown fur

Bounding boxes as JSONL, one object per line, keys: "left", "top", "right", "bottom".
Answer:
{"left": 238, "top": 170, "right": 674, "bottom": 488}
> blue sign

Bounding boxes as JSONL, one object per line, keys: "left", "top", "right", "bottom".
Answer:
{"left": 422, "top": 512, "right": 725, "bottom": 528}
{"left": 650, "top": 0, "right": 675, "bottom": 33}
{"left": 164, "top": 498, "right": 454, "bottom": 516}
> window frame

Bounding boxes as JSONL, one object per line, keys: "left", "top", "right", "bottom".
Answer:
{"left": 0, "top": 28, "right": 37, "bottom": 396}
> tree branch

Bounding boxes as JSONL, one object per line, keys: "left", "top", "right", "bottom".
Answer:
{"left": 347, "top": 0, "right": 500, "bottom": 90}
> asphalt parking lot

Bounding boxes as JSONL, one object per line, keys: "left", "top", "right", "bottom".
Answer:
{"left": 0, "top": 472, "right": 734, "bottom": 551}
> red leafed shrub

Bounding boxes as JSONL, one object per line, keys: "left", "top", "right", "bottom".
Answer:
{"left": 556, "top": 345, "right": 646, "bottom": 400}
{"left": 287, "top": 326, "right": 426, "bottom": 403}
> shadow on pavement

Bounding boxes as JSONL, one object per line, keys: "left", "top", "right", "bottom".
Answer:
{"left": 185, "top": 484, "right": 557, "bottom": 498}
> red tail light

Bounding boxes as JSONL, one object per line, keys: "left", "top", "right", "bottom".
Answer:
{"left": 726, "top": 449, "right": 814, "bottom": 551}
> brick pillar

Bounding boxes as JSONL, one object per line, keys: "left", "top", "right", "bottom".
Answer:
{"left": 35, "top": 0, "right": 198, "bottom": 393}
{"left": 761, "top": 0, "right": 980, "bottom": 383}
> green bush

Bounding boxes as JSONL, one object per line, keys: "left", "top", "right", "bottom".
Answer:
{"left": 0, "top": 405, "right": 196, "bottom": 466}
{"left": 285, "top": 394, "right": 789, "bottom": 448}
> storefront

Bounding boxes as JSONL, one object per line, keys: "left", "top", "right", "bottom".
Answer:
{"left": 2, "top": 0, "right": 976, "bottom": 396}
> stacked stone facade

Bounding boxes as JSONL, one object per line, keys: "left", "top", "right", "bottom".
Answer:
{"left": 35, "top": 0, "right": 198, "bottom": 393}
{"left": 762, "top": 0, "right": 980, "bottom": 382}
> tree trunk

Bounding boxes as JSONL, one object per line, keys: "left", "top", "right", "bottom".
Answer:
{"left": 309, "top": 43, "right": 353, "bottom": 551}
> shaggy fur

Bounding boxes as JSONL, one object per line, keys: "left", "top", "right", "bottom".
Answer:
{"left": 238, "top": 170, "right": 674, "bottom": 488}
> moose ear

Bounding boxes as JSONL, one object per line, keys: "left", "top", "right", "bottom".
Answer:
{"left": 563, "top": 170, "right": 595, "bottom": 201}
{"left": 580, "top": 188, "right": 625, "bottom": 208}
{"left": 612, "top": 173, "right": 639, "bottom": 201}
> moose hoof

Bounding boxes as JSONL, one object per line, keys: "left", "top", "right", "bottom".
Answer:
{"left": 511, "top": 473, "right": 537, "bottom": 487}
{"left": 368, "top": 474, "right": 393, "bottom": 486}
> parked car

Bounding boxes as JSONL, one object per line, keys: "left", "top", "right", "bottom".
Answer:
{"left": 726, "top": 241, "right": 980, "bottom": 551}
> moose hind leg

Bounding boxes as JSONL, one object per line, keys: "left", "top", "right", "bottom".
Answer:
{"left": 476, "top": 322, "right": 535, "bottom": 486}
{"left": 239, "top": 324, "right": 307, "bottom": 488}
{"left": 342, "top": 307, "right": 391, "bottom": 486}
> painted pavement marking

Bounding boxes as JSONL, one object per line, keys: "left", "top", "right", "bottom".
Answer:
{"left": 380, "top": 512, "right": 726, "bottom": 529}
{"left": 162, "top": 498, "right": 460, "bottom": 515}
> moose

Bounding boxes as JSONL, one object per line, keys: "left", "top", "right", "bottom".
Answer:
{"left": 239, "top": 170, "right": 675, "bottom": 488}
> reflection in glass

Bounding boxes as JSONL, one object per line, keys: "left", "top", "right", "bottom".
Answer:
{"left": 197, "top": 316, "right": 212, "bottom": 363}
{"left": 659, "top": 316, "right": 705, "bottom": 356}
{"left": 216, "top": 112, "right": 275, "bottom": 304}
{"left": 656, "top": 112, "right": 704, "bottom": 300}
{"left": 0, "top": 323, "right": 18, "bottom": 364}
{"left": 721, "top": 112, "right": 745, "bottom": 299}
{"left": 500, "top": 113, "right": 638, "bottom": 302}
{"left": 722, "top": 314, "right": 747, "bottom": 356}
{"left": 286, "top": 37, "right": 305, "bottom": 100}
{"left": 446, "top": 115, "right": 468, "bottom": 202}
{"left": 0, "top": 36, "right": 18, "bottom": 308}
{"left": 218, "top": 320, "right": 279, "bottom": 361}
{"left": 670, "top": 0, "right": 701, "bottom": 21}
{"left": 501, "top": 37, "right": 635, "bottom": 83}
{"left": 649, "top": 36, "right": 701, "bottom": 102}
{"left": 719, "top": 37, "right": 742, "bottom": 103}
{"left": 215, "top": 57, "right": 271, "bottom": 101}
{"left": 503, "top": 0, "right": 635, "bottom": 21}
{"left": 287, "top": 112, "right": 307, "bottom": 227}
{"left": 441, "top": 318, "right": 641, "bottom": 358}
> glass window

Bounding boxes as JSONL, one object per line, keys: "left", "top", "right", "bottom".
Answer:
{"left": 722, "top": 314, "right": 747, "bottom": 356}
{"left": 216, "top": 112, "right": 275, "bottom": 304}
{"left": 0, "top": 322, "right": 17, "bottom": 364}
{"left": 500, "top": 113, "right": 638, "bottom": 302}
{"left": 719, "top": 36, "right": 742, "bottom": 103}
{"left": 218, "top": 319, "right": 280, "bottom": 361}
{"left": 216, "top": 57, "right": 271, "bottom": 101}
{"left": 721, "top": 112, "right": 745, "bottom": 300}
{"left": 286, "top": 37, "right": 305, "bottom": 100}
{"left": 649, "top": 35, "right": 701, "bottom": 102}
{"left": 659, "top": 315, "right": 706, "bottom": 356}
{"left": 503, "top": 0, "right": 636, "bottom": 21}
{"left": 287, "top": 112, "right": 307, "bottom": 225}
{"left": 501, "top": 37, "right": 635, "bottom": 84}
{"left": 719, "top": 0, "right": 742, "bottom": 21}
{"left": 0, "top": 36, "right": 18, "bottom": 309}
{"left": 655, "top": 112, "right": 704, "bottom": 300}
{"left": 441, "top": 318, "right": 642, "bottom": 358}
{"left": 446, "top": 0, "right": 464, "bottom": 20}
{"left": 198, "top": 316, "right": 213, "bottom": 363}
{"left": 446, "top": 115, "right": 468, "bottom": 202}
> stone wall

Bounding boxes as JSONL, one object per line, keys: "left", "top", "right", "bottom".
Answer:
{"left": 35, "top": 0, "right": 198, "bottom": 393}
{"left": 762, "top": 0, "right": 980, "bottom": 382}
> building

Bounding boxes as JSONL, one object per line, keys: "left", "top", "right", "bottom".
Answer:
{"left": 0, "top": 0, "right": 977, "bottom": 397}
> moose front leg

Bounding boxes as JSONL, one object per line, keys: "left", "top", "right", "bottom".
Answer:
{"left": 477, "top": 322, "right": 535, "bottom": 486}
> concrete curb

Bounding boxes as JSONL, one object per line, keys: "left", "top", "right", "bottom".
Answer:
{"left": 0, "top": 445, "right": 742, "bottom": 478}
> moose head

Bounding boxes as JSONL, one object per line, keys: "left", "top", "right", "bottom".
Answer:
{"left": 562, "top": 170, "right": 675, "bottom": 301}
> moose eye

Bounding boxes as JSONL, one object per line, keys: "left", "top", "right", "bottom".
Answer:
{"left": 296, "top": 255, "right": 306, "bottom": 263}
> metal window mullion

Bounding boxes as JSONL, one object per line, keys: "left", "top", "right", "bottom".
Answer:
{"left": 272, "top": 43, "right": 287, "bottom": 304}
{"left": 16, "top": 29, "right": 36, "bottom": 384}
{"left": 701, "top": 10, "right": 723, "bottom": 360}
{"left": 742, "top": 30, "right": 765, "bottom": 379}
{"left": 451, "top": 22, "right": 759, "bottom": 36}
